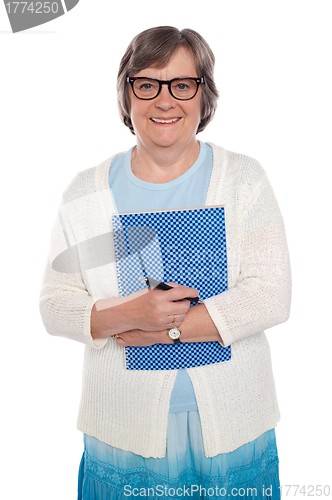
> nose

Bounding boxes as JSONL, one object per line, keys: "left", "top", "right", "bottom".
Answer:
{"left": 155, "top": 84, "right": 176, "bottom": 110}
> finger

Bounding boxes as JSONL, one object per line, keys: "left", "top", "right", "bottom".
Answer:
{"left": 168, "top": 297, "right": 191, "bottom": 313}
{"left": 146, "top": 289, "right": 191, "bottom": 315}
{"left": 115, "top": 329, "right": 166, "bottom": 347}
{"left": 167, "top": 313, "right": 186, "bottom": 326}
{"left": 116, "top": 332, "right": 137, "bottom": 346}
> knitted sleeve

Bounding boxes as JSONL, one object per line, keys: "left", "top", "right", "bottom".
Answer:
{"left": 39, "top": 197, "right": 108, "bottom": 350}
{"left": 204, "top": 172, "right": 291, "bottom": 346}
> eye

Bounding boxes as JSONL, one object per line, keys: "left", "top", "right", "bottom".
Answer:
{"left": 134, "top": 79, "right": 159, "bottom": 94}
{"left": 139, "top": 83, "right": 154, "bottom": 90}
{"left": 174, "top": 83, "right": 190, "bottom": 91}
{"left": 171, "top": 79, "right": 198, "bottom": 99}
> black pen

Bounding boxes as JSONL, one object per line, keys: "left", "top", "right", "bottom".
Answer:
{"left": 139, "top": 276, "right": 202, "bottom": 304}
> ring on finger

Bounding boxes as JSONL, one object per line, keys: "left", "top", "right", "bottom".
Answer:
{"left": 172, "top": 315, "right": 177, "bottom": 324}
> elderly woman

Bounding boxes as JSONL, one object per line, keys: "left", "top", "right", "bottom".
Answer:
{"left": 40, "top": 26, "right": 291, "bottom": 499}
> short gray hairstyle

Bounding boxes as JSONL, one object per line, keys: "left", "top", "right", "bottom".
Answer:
{"left": 117, "top": 26, "right": 219, "bottom": 135}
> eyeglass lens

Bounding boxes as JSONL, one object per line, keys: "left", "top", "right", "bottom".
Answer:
{"left": 133, "top": 79, "right": 199, "bottom": 100}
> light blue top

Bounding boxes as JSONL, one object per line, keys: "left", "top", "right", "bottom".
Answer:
{"left": 109, "top": 141, "right": 213, "bottom": 413}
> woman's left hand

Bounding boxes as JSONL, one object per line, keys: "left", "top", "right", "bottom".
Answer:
{"left": 115, "top": 329, "right": 172, "bottom": 347}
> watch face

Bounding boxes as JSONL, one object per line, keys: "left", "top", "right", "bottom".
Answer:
{"left": 168, "top": 327, "right": 181, "bottom": 340}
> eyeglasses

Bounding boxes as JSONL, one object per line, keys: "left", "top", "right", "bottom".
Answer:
{"left": 127, "top": 77, "right": 205, "bottom": 101}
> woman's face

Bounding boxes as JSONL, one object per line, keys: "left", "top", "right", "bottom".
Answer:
{"left": 129, "top": 47, "right": 202, "bottom": 154}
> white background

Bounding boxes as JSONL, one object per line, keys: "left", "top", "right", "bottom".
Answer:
{"left": 1, "top": 1, "right": 331, "bottom": 498}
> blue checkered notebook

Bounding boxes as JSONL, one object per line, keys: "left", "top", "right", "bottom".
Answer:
{"left": 112, "top": 206, "right": 231, "bottom": 370}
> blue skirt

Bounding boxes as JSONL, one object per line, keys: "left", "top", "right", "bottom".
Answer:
{"left": 78, "top": 411, "right": 280, "bottom": 499}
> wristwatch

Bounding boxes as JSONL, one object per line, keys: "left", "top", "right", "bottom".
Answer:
{"left": 167, "top": 327, "right": 181, "bottom": 344}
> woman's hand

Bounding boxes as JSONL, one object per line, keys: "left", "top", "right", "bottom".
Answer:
{"left": 115, "top": 328, "right": 173, "bottom": 347}
{"left": 128, "top": 283, "right": 198, "bottom": 332}
{"left": 115, "top": 303, "right": 222, "bottom": 347}
{"left": 91, "top": 283, "right": 199, "bottom": 340}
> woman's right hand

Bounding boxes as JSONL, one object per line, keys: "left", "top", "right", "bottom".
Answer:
{"left": 128, "top": 283, "right": 199, "bottom": 332}
{"left": 91, "top": 283, "right": 199, "bottom": 340}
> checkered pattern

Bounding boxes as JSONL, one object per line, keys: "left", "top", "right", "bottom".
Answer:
{"left": 112, "top": 206, "right": 230, "bottom": 370}
{"left": 125, "top": 342, "right": 231, "bottom": 370}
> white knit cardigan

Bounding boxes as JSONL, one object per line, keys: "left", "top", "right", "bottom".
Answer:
{"left": 40, "top": 143, "right": 291, "bottom": 458}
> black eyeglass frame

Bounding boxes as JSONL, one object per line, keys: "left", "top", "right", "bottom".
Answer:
{"left": 126, "top": 77, "right": 205, "bottom": 101}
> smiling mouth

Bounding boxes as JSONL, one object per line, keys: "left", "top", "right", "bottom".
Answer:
{"left": 150, "top": 117, "right": 181, "bottom": 124}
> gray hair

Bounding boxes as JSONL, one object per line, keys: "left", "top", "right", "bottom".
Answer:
{"left": 117, "top": 26, "right": 219, "bottom": 135}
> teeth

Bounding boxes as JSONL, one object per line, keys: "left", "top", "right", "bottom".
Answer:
{"left": 151, "top": 118, "right": 180, "bottom": 124}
